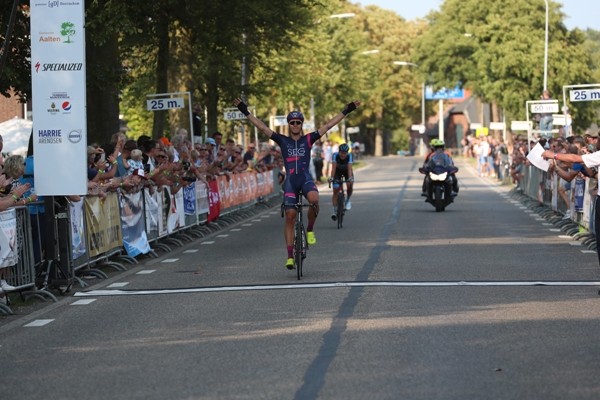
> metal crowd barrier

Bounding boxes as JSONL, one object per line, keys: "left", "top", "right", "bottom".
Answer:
{"left": 518, "top": 163, "right": 596, "bottom": 249}
{"left": 0, "top": 169, "right": 278, "bottom": 315}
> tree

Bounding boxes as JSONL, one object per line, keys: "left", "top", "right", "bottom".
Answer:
{"left": 0, "top": 0, "right": 30, "bottom": 102}
{"left": 413, "top": 0, "right": 595, "bottom": 127}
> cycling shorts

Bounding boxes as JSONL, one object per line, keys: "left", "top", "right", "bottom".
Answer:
{"left": 282, "top": 172, "right": 318, "bottom": 208}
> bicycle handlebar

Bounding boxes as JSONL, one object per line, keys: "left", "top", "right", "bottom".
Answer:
{"left": 328, "top": 178, "right": 353, "bottom": 188}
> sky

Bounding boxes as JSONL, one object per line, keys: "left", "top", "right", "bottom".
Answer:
{"left": 359, "top": 0, "right": 597, "bottom": 31}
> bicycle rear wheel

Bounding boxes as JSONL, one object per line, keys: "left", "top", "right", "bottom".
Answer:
{"left": 337, "top": 191, "right": 345, "bottom": 229}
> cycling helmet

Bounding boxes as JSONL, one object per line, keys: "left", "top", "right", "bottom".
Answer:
{"left": 431, "top": 139, "right": 445, "bottom": 148}
{"left": 287, "top": 111, "right": 304, "bottom": 123}
{"left": 339, "top": 143, "right": 350, "bottom": 152}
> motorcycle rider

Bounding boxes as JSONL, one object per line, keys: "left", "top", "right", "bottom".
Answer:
{"left": 420, "top": 139, "right": 459, "bottom": 197}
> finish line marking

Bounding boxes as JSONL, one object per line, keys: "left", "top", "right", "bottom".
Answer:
{"left": 74, "top": 281, "right": 600, "bottom": 297}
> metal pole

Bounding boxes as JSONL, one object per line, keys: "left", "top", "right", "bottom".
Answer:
{"left": 544, "top": 0, "right": 549, "bottom": 91}
{"left": 421, "top": 82, "right": 425, "bottom": 126}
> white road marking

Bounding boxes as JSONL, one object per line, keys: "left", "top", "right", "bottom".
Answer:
{"left": 217, "top": 234, "right": 229, "bottom": 238}
{"left": 183, "top": 249, "right": 199, "bottom": 253}
{"left": 549, "top": 229, "right": 561, "bottom": 232}
{"left": 201, "top": 241, "right": 215, "bottom": 245}
{"left": 71, "top": 299, "right": 96, "bottom": 305}
{"left": 242, "top": 224, "right": 252, "bottom": 226}
{"left": 581, "top": 250, "right": 596, "bottom": 254}
{"left": 107, "top": 282, "right": 129, "bottom": 288}
{"left": 230, "top": 229, "right": 242, "bottom": 232}
{"left": 24, "top": 319, "right": 54, "bottom": 327}
{"left": 161, "top": 258, "right": 179, "bottom": 263}
{"left": 137, "top": 270, "right": 156, "bottom": 274}
{"left": 74, "top": 280, "right": 600, "bottom": 297}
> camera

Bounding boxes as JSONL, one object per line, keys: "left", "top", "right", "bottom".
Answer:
{"left": 182, "top": 161, "right": 191, "bottom": 171}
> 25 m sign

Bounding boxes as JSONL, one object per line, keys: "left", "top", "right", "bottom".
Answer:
{"left": 570, "top": 89, "right": 600, "bottom": 102}
{"left": 146, "top": 97, "right": 185, "bottom": 110}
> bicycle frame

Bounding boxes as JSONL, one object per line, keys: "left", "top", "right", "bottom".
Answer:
{"left": 282, "top": 192, "right": 309, "bottom": 280}
{"left": 331, "top": 179, "right": 350, "bottom": 229}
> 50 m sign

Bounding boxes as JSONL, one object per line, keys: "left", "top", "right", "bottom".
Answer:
{"left": 570, "top": 89, "right": 600, "bottom": 102}
{"left": 147, "top": 97, "right": 185, "bottom": 111}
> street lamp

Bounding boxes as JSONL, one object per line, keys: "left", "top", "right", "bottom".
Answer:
{"left": 393, "top": 61, "right": 425, "bottom": 131}
{"left": 543, "top": 0, "right": 549, "bottom": 91}
{"left": 329, "top": 13, "right": 356, "bottom": 19}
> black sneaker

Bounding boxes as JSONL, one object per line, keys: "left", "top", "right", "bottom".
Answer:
{"left": 331, "top": 213, "right": 337, "bottom": 221}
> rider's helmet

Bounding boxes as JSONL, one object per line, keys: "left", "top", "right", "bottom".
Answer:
{"left": 339, "top": 143, "right": 350, "bottom": 152}
{"left": 287, "top": 111, "right": 304, "bottom": 123}
{"left": 431, "top": 139, "right": 445, "bottom": 148}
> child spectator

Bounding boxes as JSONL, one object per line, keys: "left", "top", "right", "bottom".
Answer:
{"left": 127, "top": 149, "right": 144, "bottom": 174}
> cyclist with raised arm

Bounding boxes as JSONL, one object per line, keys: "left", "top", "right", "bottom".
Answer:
{"left": 234, "top": 98, "right": 361, "bottom": 270}
{"left": 328, "top": 143, "right": 354, "bottom": 221}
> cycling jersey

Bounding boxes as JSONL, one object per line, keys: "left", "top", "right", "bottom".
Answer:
{"left": 332, "top": 152, "right": 353, "bottom": 180}
{"left": 271, "top": 131, "right": 321, "bottom": 207}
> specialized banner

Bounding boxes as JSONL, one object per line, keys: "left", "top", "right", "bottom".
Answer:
{"left": 119, "top": 191, "right": 150, "bottom": 257}
{"left": 30, "top": 1, "right": 88, "bottom": 195}
{"left": 0, "top": 210, "right": 17, "bottom": 269}
{"left": 84, "top": 194, "right": 123, "bottom": 257}
{"left": 69, "top": 199, "right": 86, "bottom": 260}
{"left": 144, "top": 188, "right": 160, "bottom": 240}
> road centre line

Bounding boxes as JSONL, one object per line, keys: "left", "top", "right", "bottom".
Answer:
{"left": 74, "top": 280, "right": 600, "bottom": 297}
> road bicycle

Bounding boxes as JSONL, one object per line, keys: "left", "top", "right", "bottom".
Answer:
{"left": 281, "top": 191, "right": 310, "bottom": 280}
{"left": 330, "top": 179, "right": 350, "bottom": 229}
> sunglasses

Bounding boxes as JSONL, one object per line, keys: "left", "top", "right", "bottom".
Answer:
{"left": 157, "top": 155, "right": 167, "bottom": 159}
{"left": 289, "top": 121, "right": 302, "bottom": 126}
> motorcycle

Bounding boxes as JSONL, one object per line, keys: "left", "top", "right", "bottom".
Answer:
{"left": 419, "top": 166, "right": 458, "bottom": 212}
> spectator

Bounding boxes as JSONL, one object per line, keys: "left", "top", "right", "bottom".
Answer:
{"left": 510, "top": 141, "right": 527, "bottom": 190}
{"left": 115, "top": 139, "right": 137, "bottom": 178}
{"left": 205, "top": 137, "right": 216, "bottom": 163}
{"left": 323, "top": 140, "right": 332, "bottom": 177}
{"left": 212, "top": 132, "right": 224, "bottom": 156}
{"left": 311, "top": 140, "right": 324, "bottom": 183}
{"left": 243, "top": 142, "right": 257, "bottom": 170}
{"left": 192, "top": 103, "right": 203, "bottom": 138}
{"left": 538, "top": 90, "right": 554, "bottom": 139}
{"left": 127, "top": 149, "right": 145, "bottom": 174}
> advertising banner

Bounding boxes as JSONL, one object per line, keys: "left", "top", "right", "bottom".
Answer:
{"left": 84, "top": 194, "right": 122, "bottom": 257}
{"left": 0, "top": 210, "right": 18, "bottom": 269}
{"left": 69, "top": 198, "right": 86, "bottom": 260}
{"left": 120, "top": 191, "right": 150, "bottom": 257}
{"left": 30, "top": 1, "right": 88, "bottom": 195}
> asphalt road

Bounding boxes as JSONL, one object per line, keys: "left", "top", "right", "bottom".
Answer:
{"left": 2, "top": 155, "right": 600, "bottom": 400}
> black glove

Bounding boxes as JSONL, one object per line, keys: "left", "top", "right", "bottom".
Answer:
{"left": 236, "top": 100, "right": 250, "bottom": 116}
{"left": 341, "top": 102, "right": 357, "bottom": 116}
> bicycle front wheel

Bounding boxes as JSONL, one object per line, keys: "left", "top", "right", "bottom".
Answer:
{"left": 294, "top": 221, "right": 304, "bottom": 280}
{"left": 337, "top": 191, "right": 345, "bottom": 229}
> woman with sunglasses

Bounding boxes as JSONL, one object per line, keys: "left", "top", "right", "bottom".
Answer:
{"left": 234, "top": 97, "right": 360, "bottom": 270}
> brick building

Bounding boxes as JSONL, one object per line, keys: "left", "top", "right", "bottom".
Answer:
{"left": 0, "top": 90, "right": 29, "bottom": 122}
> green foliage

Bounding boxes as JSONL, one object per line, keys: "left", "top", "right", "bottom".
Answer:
{"left": 413, "top": 0, "right": 596, "bottom": 127}
{"left": 0, "top": 1, "right": 31, "bottom": 102}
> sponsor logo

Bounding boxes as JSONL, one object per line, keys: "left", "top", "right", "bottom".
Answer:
{"left": 37, "top": 129, "right": 62, "bottom": 144}
{"left": 50, "top": 91, "right": 69, "bottom": 99}
{"left": 287, "top": 147, "right": 306, "bottom": 157}
{"left": 34, "top": 62, "right": 83, "bottom": 72}
{"left": 46, "top": 102, "right": 60, "bottom": 114}
{"left": 62, "top": 101, "right": 72, "bottom": 111}
{"left": 33, "top": 1, "right": 82, "bottom": 8}
{"left": 68, "top": 129, "right": 82, "bottom": 144}
{"left": 60, "top": 21, "right": 76, "bottom": 43}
